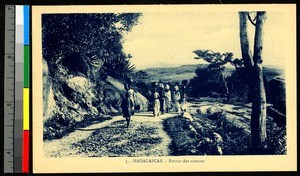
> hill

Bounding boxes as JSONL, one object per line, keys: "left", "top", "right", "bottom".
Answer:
{"left": 140, "top": 64, "right": 202, "bottom": 83}
{"left": 139, "top": 64, "right": 284, "bottom": 84}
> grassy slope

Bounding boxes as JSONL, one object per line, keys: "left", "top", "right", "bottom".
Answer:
{"left": 140, "top": 64, "right": 284, "bottom": 83}
{"left": 140, "top": 64, "right": 201, "bottom": 83}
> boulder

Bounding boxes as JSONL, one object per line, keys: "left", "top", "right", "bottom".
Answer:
{"left": 66, "top": 76, "right": 92, "bottom": 93}
{"left": 106, "top": 76, "right": 148, "bottom": 111}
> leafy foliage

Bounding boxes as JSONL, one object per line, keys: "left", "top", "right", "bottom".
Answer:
{"left": 264, "top": 120, "right": 286, "bottom": 154}
{"left": 163, "top": 112, "right": 251, "bottom": 155}
{"left": 42, "top": 13, "right": 141, "bottom": 79}
{"left": 129, "top": 71, "right": 152, "bottom": 99}
{"left": 227, "top": 67, "right": 251, "bottom": 102}
{"left": 43, "top": 111, "right": 112, "bottom": 140}
{"left": 193, "top": 50, "right": 238, "bottom": 100}
{"left": 163, "top": 116, "right": 199, "bottom": 155}
{"left": 188, "top": 66, "right": 226, "bottom": 98}
{"left": 102, "top": 55, "right": 136, "bottom": 79}
{"left": 193, "top": 50, "right": 235, "bottom": 70}
{"left": 265, "top": 78, "right": 286, "bottom": 114}
{"left": 42, "top": 13, "right": 141, "bottom": 140}
{"left": 163, "top": 106, "right": 286, "bottom": 155}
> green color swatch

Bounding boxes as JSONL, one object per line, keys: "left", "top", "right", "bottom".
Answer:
{"left": 24, "top": 46, "right": 30, "bottom": 88}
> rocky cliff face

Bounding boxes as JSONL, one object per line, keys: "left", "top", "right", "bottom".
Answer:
{"left": 43, "top": 56, "right": 148, "bottom": 140}
{"left": 41, "top": 13, "right": 144, "bottom": 140}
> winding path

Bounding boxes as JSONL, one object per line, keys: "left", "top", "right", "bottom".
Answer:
{"left": 44, "top": 100, "right": 252, "bottom": 157}
{"left": 44, "top": 112, "right": 176, "bottom": 157}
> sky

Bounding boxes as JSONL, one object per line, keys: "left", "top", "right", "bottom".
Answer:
{"left": 122, "top": 11, "right": 286, "bottom": 70}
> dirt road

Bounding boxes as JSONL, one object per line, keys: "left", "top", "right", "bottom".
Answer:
{"left": 44, "top": 99, "right": 254, "bottom": 157}
{"left": 44, "top": 112, "right": 177, "bottom": 157}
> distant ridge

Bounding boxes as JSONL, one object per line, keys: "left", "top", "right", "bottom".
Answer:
{"left": 137, "top": 62, "right": 184, "bottom": 70}
{"left": 136, "top": 63, "right": 285, "bottom": 83}
{"left": 140, "top": 63, "right": 205, "bottom": 71}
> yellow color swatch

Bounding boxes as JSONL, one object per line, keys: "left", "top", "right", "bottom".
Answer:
{"left": 23, "top": 88, "right": 29, "bottom": 130}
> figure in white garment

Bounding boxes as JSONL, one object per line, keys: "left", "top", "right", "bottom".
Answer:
{"left": 164, "top": 84, "right": 171, "bottom": 113}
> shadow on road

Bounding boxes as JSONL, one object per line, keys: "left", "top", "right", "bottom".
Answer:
{"left": 75, "top": 126, "right": 128, "bottom": 131}
{"left": 133, "top": 114, "right": 155, "bottom": 117}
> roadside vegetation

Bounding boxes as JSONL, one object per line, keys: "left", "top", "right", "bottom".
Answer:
{"left": 163, "top": 104, "right": 286, "bottom": 155}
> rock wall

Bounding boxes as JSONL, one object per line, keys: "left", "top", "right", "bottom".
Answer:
{"left": 43, "top": 56, "right": 148, "bottom": 140}
{"left": 42, "top": 58, "right": 56, "bottom": 121}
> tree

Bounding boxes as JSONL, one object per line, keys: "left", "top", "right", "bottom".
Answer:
{"left": 193, "top": 50, "right": 234, "bottom": 101}
{"left": 129, "top": 70, "right": 151, "bottom": 99}
{"left": 42, "top": 13, "right": 141, "bottom": 80}
{"left": 239, "top": 12, "right": 267, "bottom": 152}
{"left": 189, "top": 66, "right": 226, "bottom": 98}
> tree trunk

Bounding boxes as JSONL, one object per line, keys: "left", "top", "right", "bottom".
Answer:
{"left": 253, "top": 12, "right": 266, "bottom": 65}
{"left": 239, "top": 12, "right": 254, "bottom": 68}
{"left": 221, "top": 72, "right": 230, "bottom": 102}
{"left": 251, "top": 64, "right": 267, "bottom": 151}
{"left": 251, "top": 12, "right": 267, "bottom": 152}
{"left": 239, "top": 12, "right": 254, "bottom": 103}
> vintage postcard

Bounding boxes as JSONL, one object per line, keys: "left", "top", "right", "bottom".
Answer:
{"left": 32, "top": 4, "right": 296, "bottom": 173}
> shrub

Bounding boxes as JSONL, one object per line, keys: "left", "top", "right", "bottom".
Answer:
{"left": 163, "top": 110, "right": 252, "bottom": 155}
{"left": 130, "top": 70, "right": 152, "bottom": 100}
{"left": 163, "top": 116, "right": 199, "bottom": 155}
{"left": 265, "top": 78, "right": 286, "bottom": 114}
{"left": 43, "top": 110, "right": 112, "bottom": 140}
{"left": 262, "top": 118, "right": 286, "bottom": 154}
{"left": 227, "top": 68, "right": 251, "bottom": 102}
{"left": 205, "top": 107, "right": 225, "bottom": 120}
{"left": 193, "top": 110, "right": 251, "bottom": 155}
{"left": 214, "top": 117, "right": 251, "bottom": 155}
{"left": 188, "top": 66, "right": 226, "bottom": 98}
{"left": 43, "top": 112, "right": 75, "bottom": 140}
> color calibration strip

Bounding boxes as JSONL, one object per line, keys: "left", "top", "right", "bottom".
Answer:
{"left": 22, "top": 5, "right": 30, "bottom": 173}
{"left": 4, "top": 5, "right": 30, "bottom": 173}
{"left": 15, "top": 5, "right": 30, "bottom": 173}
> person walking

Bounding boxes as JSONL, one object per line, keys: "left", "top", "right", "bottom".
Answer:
{"left": 173, "top": 85, "right": 181, "bottom": 113}
{"left": 158, "top": 82, "right": 165, "bottom": 115}
{"left": 164, "top": 84, "right": 171, "bottom": 113}
{"left": 127, "top": 86, "right": 135, "bottom": 115}
{"left": 121, "top": 92, "right": 133, "bottom": 128}
{"left": 124, "top": 77, "right": 135, "bottom": 114}
{"left": 180, "top": 80, "right": 188, "bottom": 102}
{"left": 153, "top": 87, "right": 160, "bottom": 117}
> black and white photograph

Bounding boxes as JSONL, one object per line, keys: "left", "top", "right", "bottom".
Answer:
{"left": 32, "top": 5, "right": 296, "bottom": 172}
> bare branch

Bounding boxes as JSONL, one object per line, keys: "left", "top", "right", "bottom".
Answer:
{"left": 248, "top": 12, "right": 257, "bottom": 26}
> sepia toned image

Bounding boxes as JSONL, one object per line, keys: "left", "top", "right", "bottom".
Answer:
{"left": 32, "top": 5, "right": 296, "bottom": 173}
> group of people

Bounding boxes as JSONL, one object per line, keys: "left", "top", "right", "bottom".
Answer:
{"left": 152, "top": 82, "right": 187, "bottom": 117}
{"left": 121, "top": 78, "right": 189, "bottom": 128}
